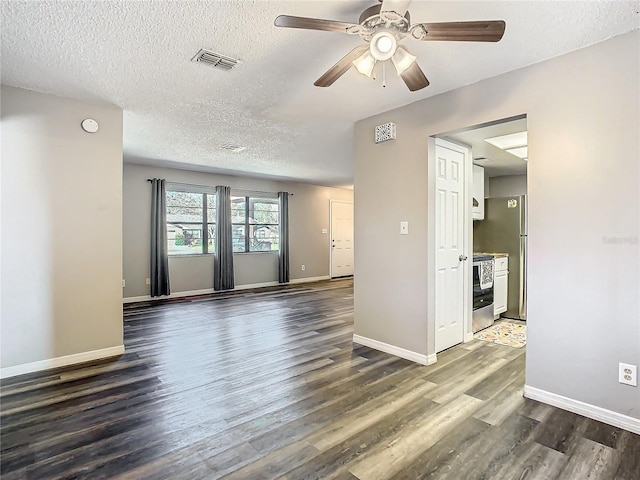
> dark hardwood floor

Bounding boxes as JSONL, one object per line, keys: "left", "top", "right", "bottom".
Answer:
{"left": 1, "top": 279, "right": 638, "bottom": 479}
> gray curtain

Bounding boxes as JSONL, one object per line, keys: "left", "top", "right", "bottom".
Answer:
{"left": 214, "top": 185, "right": 234, "bottom": 290}
{"left": 150, "top": 178, "right": 170, "bottom": 297}
{"left": 278, "top": 192, "right": 290, "bottom": 283}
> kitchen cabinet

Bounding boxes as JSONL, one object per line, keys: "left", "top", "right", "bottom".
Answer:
{"left": 494, "top": 256, "right": 508, "bottom": 317}
{"left": 472, "top": 165, "right": 485, "bottom": 220}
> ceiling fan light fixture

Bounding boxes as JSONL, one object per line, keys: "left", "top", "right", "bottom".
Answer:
{"left": 391, "top": 46, "right": 417, "bottom": 74}
{"left": 353, "top": 51, "right": 376, "bottom": 77}
{"left": 370, "top": 31, "right": 397, "bottom": 61}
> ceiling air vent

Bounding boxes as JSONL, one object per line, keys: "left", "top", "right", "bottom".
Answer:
{"left": 191, "top": 49, "right": 241, "bottom": 71}
{"left": 221, "top": 144, "right": 247, "bottom": 153}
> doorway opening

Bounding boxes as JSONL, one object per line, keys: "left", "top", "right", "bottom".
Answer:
{"left": 434, "top": 114, "right": 528, "bottom": 354}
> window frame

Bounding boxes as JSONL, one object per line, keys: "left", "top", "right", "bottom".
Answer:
{"left": 231, "top": 194, "right": 280, "bottom": 254}
{"left": 165, "top": 187, "right": 216, "bottom": 256}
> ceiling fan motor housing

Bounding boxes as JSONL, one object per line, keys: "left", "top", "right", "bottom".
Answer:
{"left": 359, "top": 4, "right": 410, "bottom": 26}
{"left": 357, "top": 4, "right": 411, "bottom": 42}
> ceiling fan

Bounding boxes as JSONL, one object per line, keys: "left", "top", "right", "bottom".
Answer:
{"left": 274, "top": 0, "right": 506, "bottom": 91}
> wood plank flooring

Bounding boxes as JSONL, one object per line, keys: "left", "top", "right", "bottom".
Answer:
{"left": 1, "top": 279, "right": 638, "bottom": 479}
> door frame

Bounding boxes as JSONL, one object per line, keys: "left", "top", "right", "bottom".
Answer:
{"left": 329, "top": 199, "right": 354, "bottom": 278}
{"left": 429, "top": 137, "right": 473, "bottom": 358}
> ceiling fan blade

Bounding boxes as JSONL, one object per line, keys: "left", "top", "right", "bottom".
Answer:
{"left": 412, "top": 20, "right": 506, "bottom": 42}
{"left": 400, "top": 62, "right": 430, "bottom": 91}
{"left": 314, "top": 45, "right": 369, "bottom": 87}
{"left": 380, "top": 0, "right": 412, "bottom": 16}
{"left": 274, "top": 15, "right": 358, "bottom": 33}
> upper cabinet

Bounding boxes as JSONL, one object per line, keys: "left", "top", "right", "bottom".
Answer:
{"left": 472, "top": 165, "right": 485, "bottom": 220}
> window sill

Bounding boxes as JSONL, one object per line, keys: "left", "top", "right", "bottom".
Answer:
{"left": 234, "top": 251, "right": 279, "bottom": 255}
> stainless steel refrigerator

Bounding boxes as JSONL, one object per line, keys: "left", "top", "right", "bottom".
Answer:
{"left": 473, "top": 195, "right": 527, "bottom": 320}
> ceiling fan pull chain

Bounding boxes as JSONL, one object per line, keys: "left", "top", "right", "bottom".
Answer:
{"left": 382, "top": 61, "right": 387, "bottom": 88}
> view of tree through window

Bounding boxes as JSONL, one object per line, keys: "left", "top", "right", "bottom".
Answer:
{"left": 166, "top": 191, "right": 216, "bottom": 255}
{"left": 231, "top": 196, "right": 279, "bottom": 253}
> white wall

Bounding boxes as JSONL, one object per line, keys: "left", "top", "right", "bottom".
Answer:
{"left": 123, "top": 163, "right": 353, "bottom": 298}
{"left": 354, "top": 31, "right": 639, "bottom": 421}
{"left": 488, "top": 174, "right": 527, "bottom": 197}
{"left": 1, "top": 86, "right": 124, "bottom": 372}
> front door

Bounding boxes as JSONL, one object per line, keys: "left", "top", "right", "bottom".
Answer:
{"left": 330, "top": 200, "right": 354, "bottom": 278}
{"left": 435, "top": 138, "right": 470, "bottom": 352}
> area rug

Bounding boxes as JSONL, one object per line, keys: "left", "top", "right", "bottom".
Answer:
{"left": 474, "top": 321, "right": 526, "bottom": 348}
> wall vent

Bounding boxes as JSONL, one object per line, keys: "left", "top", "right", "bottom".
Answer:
{"left": 191, "top": 49, "right": 241, "bottom": 70}
{"left": 221, "top": 144, "right": 247, "bottom": 153}
{"left": 375, "top": 122, "right": 396, "bottom": 143}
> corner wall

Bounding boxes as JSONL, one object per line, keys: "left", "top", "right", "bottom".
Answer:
{"left": 122, "top": 164, "right": 353, "bottom": 299}
{"left": 354, "top": 31, "right": 639, "bottom": 422}
{"left": 1, "top": 86, "right": 124, "bottom": 374}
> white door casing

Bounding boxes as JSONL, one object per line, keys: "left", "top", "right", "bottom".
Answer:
{"left": 434, "top": 138, "right": 471, "bottom": 353}
{"left": 330, "top": 200, "right": 354, "bottom": 278}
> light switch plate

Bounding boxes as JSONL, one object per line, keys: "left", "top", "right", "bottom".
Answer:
{"left": 400, "top": 221, "right": 409, "bottom": 235}
{"left": 321, "top": 228, "right": 328, "bottom": 234}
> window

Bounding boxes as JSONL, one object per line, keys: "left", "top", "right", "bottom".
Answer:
{"left": 166, "top": 190, "right": 216, "bottom": 255}
{"left": 231, "top": 195, "right": 279, "bottom": 253}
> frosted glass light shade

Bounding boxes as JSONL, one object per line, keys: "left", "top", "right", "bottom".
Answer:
{"left": 376, "top": 35, "right": 394, "bottom": 54}
{"left": 391, "top": 46, "right": 416, "bottom": 74}
{"left": 353, "top": 51, "right": 376, "bottom": 77}
{"left": 370, "top": 31, "right": 397, "bottom": 61}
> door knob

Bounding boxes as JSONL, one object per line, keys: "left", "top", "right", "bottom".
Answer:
{"left": 459, "top": 255, "right": 468, "bottom": 261}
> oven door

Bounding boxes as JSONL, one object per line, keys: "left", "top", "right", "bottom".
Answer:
{"left": 473, "top": 262, "right": 494, "bottom": 310}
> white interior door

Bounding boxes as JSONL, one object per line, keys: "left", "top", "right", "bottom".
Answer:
{"left": 330, "top": 200, "right": 354, "bottom": 278}
{"left": 435, "top": 138, "right": 470, "bottom": 352}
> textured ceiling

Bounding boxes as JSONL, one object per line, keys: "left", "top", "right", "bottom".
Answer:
{"left": 2, "top": 1, "right": 638, "bottom": 186}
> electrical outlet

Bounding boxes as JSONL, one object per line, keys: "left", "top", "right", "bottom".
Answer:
{"left": 145, "top": 278, "right": 150, "bottom": 285}
{"left": 619, "top": 363, "right": 637, "bottom": 387}
{"left": 122, "top": 279, "right": 126, "bottom": 288}
{"left": 301, "top": 265, "right": 306, "bottom": 271}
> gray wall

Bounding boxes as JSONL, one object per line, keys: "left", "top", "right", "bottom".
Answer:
{"left": 488, "top": 174, "right": 527, "bottom": 197}
{"left": 1, "top": 86, "right": 124, "bottom": 369}
{"left": 123, "top": 164, "right": 353, "bottom": 298}
{"left": 354, "top": 31, "right": 639, "bottom": 419}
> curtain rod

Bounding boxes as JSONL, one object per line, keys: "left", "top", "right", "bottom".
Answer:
{"left": 146, "top": 179, "right": 293, "bottom": 195}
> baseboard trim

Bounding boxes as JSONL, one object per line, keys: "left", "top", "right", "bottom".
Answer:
{"left": 290, "top": 275, "right": 331, "bottom": 284}
{"left": 123, "top": 281, "right": 282, "bottom": 304}
{"left": 464, "top": 332, "right": 474, "bottom": 343}
{"left": 123, "top": 288, "right": 215, "bottom": 304}
{"left": 353, "top": 334, "right": 436, "bottom": 366}
{"left": 0, "top": 345, "right": 125, "bottom": 379}
{"left": 123, "top": 277, "right": 334, "bottom": 304}
{"left": 524, "top": 385, "right": 640, "bottom": 435}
